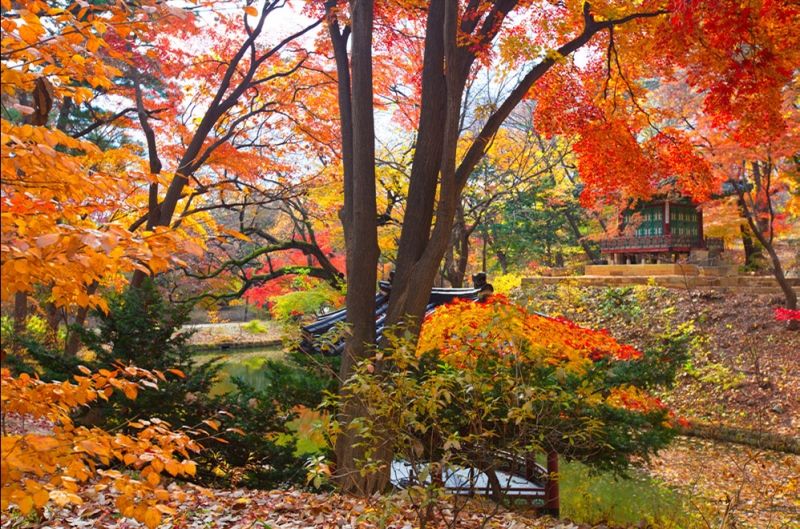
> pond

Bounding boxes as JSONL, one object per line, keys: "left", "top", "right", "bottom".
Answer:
{"left": 194, "top": 347, "right": 285, "bottom": 396}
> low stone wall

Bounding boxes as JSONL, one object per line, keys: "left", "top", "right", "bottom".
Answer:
{"left": 521, "top": 274, "right": 799, "bottom": 293}
{"left": 584, "top": 263, "right": 700, "bottom": 276}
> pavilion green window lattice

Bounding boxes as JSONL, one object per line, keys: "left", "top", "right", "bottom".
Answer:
{"left": 624, "top": 205, "right": 663, "bottom": 237}
{"left": 670, "top": 205, "right": 699, "bottom": 239}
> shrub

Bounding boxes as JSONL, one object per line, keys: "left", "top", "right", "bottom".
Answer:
{"left": 491, "top": 273, "right": 523, "bottom": 294}
{"left": 0, "top": 315, "right": 58, "bottom": 353}
{"left": 242, "top": 319, "right": 271, "bottom": 334}
{"left": 268, "top": 281, "right": 342, "bottom": 323}
{"left": 203, "top": 351, "right": 338, "bottom": 488}
{"left": 598, "top": 286, "right": 643, "bottom": 322}
{"left": 74, "top": 279, "right": 221, "bottom": 430}
{"left": 0, "top": 366, "right": 201, "bottom": 529}
{"left": 328, "top": 295, "right": 683, "bottom": 519}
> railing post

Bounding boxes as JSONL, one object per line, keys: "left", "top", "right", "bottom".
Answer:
{"left": 543, "top": 450, "right": 560, "bottom": 517}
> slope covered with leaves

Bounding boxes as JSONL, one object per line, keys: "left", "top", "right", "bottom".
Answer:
{"left": 516, "top": 284, "right": 799, "bottom": 437}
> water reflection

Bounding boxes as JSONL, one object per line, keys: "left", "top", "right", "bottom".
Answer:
{"left": 194, "top": 347, "right": 285, "bottom": 395}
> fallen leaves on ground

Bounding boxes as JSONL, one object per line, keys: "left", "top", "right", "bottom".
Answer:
{"left": 646, "top": 437, "right": 800, "bottom": 529}
{"left": 520, "top": 286, "right": 800, "bottom": 437}
{"left": 2, "top": 485, "right": 615, "bottom": 529}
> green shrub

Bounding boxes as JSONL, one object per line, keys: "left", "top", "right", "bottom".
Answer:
{"left": 202, "top": 351, "right": 338, "bottom": 488}
{"left": 269, "top": 283, "right": 340, "bottom": 322}
{"left": 74, "top": 279, "right": 221, "bottom": 429}
{"left": 598, "top": 286, "right": 643, "bottom": 321}
{"left": 1, "top": 314, "right": 51, "bottom": 345}
{"left": 242, "top": 319, "right": 271, "bottom": 334}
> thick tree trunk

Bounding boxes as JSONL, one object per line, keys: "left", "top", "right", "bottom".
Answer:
{"left": 442, "top": 206, "right": 470, "bottom": 287}
{"left": 386, "top": 0, "right": 448, "bottom": 322}
{"left": 333, "top": 0, "right": 383, "bottom": 494}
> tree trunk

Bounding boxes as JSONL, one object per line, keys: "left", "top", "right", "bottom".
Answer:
{"left": 737, "top": 163, "right": 797, "bottom": 330}
{"left": 442, "top": 206, "right": 469, "bottom": 287}
{"left": 64, "top": 297, "right": 93, "bottom": 356}
{"left": 385, "top": 0, "right": 449, "bottom": 325}
{"left": 333, "top": 0, "right": 383, "bottom": 494}
{"left": 739, "top": 223, "right": 762, "bottom": 268}
{"left": 44, "top": 301, "right": 63, "bottom": 348}
{"left": 13, "top": 292, "right": 27, "bottom": 338}
{"left": 564, "top": 208, "right": 599, "bottom": 264}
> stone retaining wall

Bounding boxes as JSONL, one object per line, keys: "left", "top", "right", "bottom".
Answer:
{"left": 521, "top": 274, "right": 799, "bottom": 293}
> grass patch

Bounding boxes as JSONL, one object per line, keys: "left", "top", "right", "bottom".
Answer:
{"left": 242, "top": 319, "right": 271, "bottom": 334}
{"left": 557, "top": 458, "right": 699, "bottom": 528}
{"left": 194, "top": 348, "right": 286, "bottom": 395}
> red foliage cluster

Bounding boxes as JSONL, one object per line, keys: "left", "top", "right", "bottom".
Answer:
{"left": 774, "top": 307, "right": 800, "bottom": 322}
{"left": 417, "top": 295, "right": 642, "bottom": 369}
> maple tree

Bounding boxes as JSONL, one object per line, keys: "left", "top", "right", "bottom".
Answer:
{"left": 1, "top": 0, "right": 341, "bottom": 354}
{"left": 333, "top": 295, "right": 683, "bottom": 502}
{"left": 1, "top": 1, "right": 194, "bottom": 342}
{"left": 551, "top": 2, "right": 797, "bottom": 311}
{"left": 316, "top": 0, "right": 679, "bottom": 492}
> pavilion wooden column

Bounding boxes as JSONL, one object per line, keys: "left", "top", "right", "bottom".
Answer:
{"left": 697, "top": 206, "right": 704, "bottom": 242}
{"left": 663, "top": 201, "right": 671, "bottom": 236}
{"left": 543, "top": 450, "right": 560, "bottom": 516}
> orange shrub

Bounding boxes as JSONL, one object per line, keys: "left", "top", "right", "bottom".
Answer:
{"left": 1, "top": 366, "right": 201, "bottom": 528}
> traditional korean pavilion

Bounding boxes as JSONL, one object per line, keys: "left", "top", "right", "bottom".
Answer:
{"left": 598, "top": 195, "right": 708, "bottom": 264}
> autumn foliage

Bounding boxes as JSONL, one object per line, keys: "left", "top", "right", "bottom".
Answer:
{"left": 1, "top": 366, "right": 201, "bottom": 528}
{"left": 0, "top": 1, "right": 195, "bottom": 309}
{"left": 417, "top": 295, "right": 672, "bottom": 417}
{"left": 334, "top": 295, "right": 684, "bottom": 495}
{"left": 418, "top": 295, "right": 642, "bottom": 368}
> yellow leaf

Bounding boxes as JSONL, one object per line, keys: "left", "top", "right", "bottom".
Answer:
{"left": 123, "top": 384, "right": 137, "bottom": 400}
{"left": 182, "top": 460, "right": 196, "bottom": 477}
{"left": 202, "top": 419, "right": 220, "bottom": 431}
{"left": 49, "top": 489, "right": 72, "bottom": 507}
{"left": 165, "top": 460, "right": 181, "bottom": 477}
{"left": 143, "top": 507, "right": 161, "bottom": 529}
{"left": 17, "top": 495, "right": 34, "bottom": 515}
{"left": 31, "top": 435, "right": 60, "bottom": 451}
{"left": 147, "top": 471, "right": 160, "bottom": 486}
{"left": 154, "top": 488, "right": 170, "bottom": 501}
{"left": 33, "top": 488, "right": 50, "bottom": 508}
